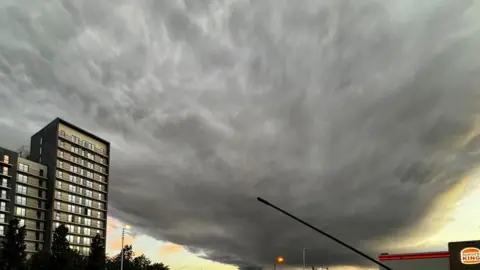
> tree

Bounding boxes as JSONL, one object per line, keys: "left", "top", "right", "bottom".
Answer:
{"left": 26, "top": 250, "right": 52, "bottom": 270}
{"left": 0, "top": 218, "right": 27, "bottom": 270}
{"left": 87, "top": 234, "right": 105, "bottom": 270}
{"left": 133, "top": 254, "right": 151, "bottom": 269}
{"left": 147, "top": 262, "right": 170, "bottom": 270}
{"left": 50, "top": 224, "right": 74, "bottom": 270}
{"left": 51, "top": 224, "right": 70, "bottom": 254}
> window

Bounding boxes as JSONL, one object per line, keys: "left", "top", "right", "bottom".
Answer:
{"left": 84, "top": 218, "right": 91, "bottom": 226}
{"left": 83, "top": 237, "right": 91, "bottom": 245}
{"left": 85, "top": 199, "right": 92, "bottom": 207}
{"left": 59, "top": 141, "right": 65, "bottom": 147}
{"left": 76, "top": 225, "right": 81, "bottom": 234}
{"left": 86, "top": 209, "right": 91, "bottom": 216}
{"left": 97, "top": 193, "right": 102, "bottom": 200}
{"left": 68, "top": 214, "right": 73, "bottom": 222}
{"left": 99, "top": 148, "right": 104, "bottom": 154}
{"left": 86, "top": 171, "right": 93, "bottom": 178}
{"left": 86, "top": 181, "right": 93, "bottom": 188}
{"left": 56, "top": 191, "right": 62, "bottom": 199}
{"left": 96, "top": 211, "right": 102, "bottom": 219}
{"left": 3, "top": 155, "right": 8, "bottom": 164}
{"left": 84, "top": 228, "right": 91, "bottom": 235}
{"left": 55, "top": 201, "right": 61, "bottom": 209}
{"left": 59, "top": 151, "right": 64, "bottom": 158}
{"left": 85, "top": 190, "right": 92, "bottom": 197}
{"left": 40, "top": 137, "right": 43, "bottom": 145}
{"left": 19, "top": 219, "right": 25, "bottom": 227}
{"left": 60, "top": 130, "right": 65, "bottom": 136}
{"left": 17, "top": 174, "right": 27, "bottom": 183}
{"left": 0, "top": 202, "right": 5, "bottom": 211}
{"left": 58, "top": 161, "right": 63, "bottom": 168}
{"left": 2, "top": 167, "right": 8, "bottom": 175}
{"left": 1, "top": 178, "right": 7, "bottom": 187}
{"left": 16, "top": 185, "right": 27, "bottom": 195}
{"left": 0, "top": 214, "right": 4, "bottom": 223}
{"left": 57, "top": 171, "right": 63, "bottom": 178}
{"left": 68, "top": 185, "right": 77, "bottom": 193}
{"left": 18, "top": 163, "right": 29, "bottom": 172}
{"left": 15, "top": 207, "right": 26, "bottom": 216}
{"left": 55, "top": 212, "right": 60, "bottom": 220}
{"left": 1, "top": 190, "right": 6, "bottom": 199}
{"left": 55, "top": 222, "right": 60, "bottom": 228}
{"left": 96, "top": 220, "right": 101, "bottom": 228}
{"left": 0, "top": 226, "right": 4, "bottom": 235}
{"left": 68, "top": 204, "right": 77, "bottom": 213}
{"left": 87, "top": 162, "right": 93, "bottom": 169}
{"left": 99, "top": 184, "right": 104, "bottom": 191}
{"left": 16, "top": 196, "right": 26, "bottom": 206}
{"left": 39, "top": 147, "right": 42, "bottom": 154}
{"left": 57, "top": 181, "right": 62, "bottom": 188}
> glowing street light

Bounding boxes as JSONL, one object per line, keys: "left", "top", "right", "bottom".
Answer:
{"left": 273, "top": 256, "right": 285, "bottom": 270}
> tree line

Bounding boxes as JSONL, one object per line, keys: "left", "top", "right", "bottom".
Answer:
{"left": 0, "top": 218, "right": 169, "bottom": 270}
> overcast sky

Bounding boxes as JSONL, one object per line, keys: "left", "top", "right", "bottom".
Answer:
{"left": 1, "top": 0, "right": 480, "bottom": 269}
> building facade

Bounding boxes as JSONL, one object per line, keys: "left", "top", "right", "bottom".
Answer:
{"left": 0, "top": 118, "right": 109, "bottom": 255}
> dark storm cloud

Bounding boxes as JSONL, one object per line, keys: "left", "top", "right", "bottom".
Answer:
{"left": 1, "top": 0, "right": 480, "bottom": 268}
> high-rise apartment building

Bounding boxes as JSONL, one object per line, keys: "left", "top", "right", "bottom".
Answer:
{"left": 0, "top": 118, "right": 109, "bottom": 255}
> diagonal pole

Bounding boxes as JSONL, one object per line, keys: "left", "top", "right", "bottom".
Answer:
{"left": 257, "top": 197, "right": 392, "bottom": 270}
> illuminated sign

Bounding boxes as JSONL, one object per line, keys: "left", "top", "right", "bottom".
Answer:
{"left": 460, "top": 247, "right": 480, "bottom": 265}
{"left": 449, "top": 240, "right": 480, "bottom": 270}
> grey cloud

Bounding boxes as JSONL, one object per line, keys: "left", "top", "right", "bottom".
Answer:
{"left": 1, "top": 0, "right": 480, "bottom": 268}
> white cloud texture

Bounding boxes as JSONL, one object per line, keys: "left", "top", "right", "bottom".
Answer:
{"left": 1, "top": 0, "right": 480, "bottom": 268}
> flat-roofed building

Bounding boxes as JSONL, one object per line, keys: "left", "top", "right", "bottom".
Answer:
{"left": 29, "top": 118, "right": 109, "bottom": 255}
{"left": 0, "top": 118, "right": 110, "bottom": 256}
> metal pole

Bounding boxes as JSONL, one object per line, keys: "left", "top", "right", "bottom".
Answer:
{"left": 120, "top": 228, "right": 125, "bottom": 270}
{"left": 303, "top": 248, "right": 307, "bottom": 270}
{"left": 273, "top": 264, "right": 276, "bottom": 270}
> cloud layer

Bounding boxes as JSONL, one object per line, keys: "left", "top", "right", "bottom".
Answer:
{"left": 1, "top": 0, "right": 480, "bottom": 268}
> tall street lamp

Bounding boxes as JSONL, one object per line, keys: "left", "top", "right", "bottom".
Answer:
{"left": 303, "top": 248, "right": 308, "bottom": 270}
{"left": 120, "top": 225, "right": 131, "bottom": 270}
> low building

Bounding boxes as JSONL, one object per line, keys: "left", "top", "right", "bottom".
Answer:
{"left": 378, "top": 240, "right": 480, "bottom": 270}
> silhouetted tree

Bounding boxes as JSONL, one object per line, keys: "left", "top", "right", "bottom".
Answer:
{"left": 133, "top": 254, "right": 151, "bottom": 269}
{"left": 0, "top": 218, "right": 27, "bottom": 270}
{"left": 104, "top": 245, "right": 169, "bottom": 270}
{"left": 147, "top": 262, "right": 170, "bottom": 270}
{"left": 27, "top": 250, "right": 52, "bottom": 270}
{"left": 50, "top": 224, "right": 74, "bottom": 270}
{"left": 70, "top": 249, "right": 87, "bottom": 270}
{"left": 87, "top": 234, "right": 105, "bottom": 270}
{"left": 106, "top": 245, "right": 134, "bottom": 270}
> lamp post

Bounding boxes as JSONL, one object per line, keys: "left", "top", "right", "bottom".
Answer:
{"left": 274, "top": 256, "right": 284, "bottom": 270}
{"left": 120, "top": 225, "right": 131, "bottom": 270}
{"left": 303, "top": 248, "right": 308, "bottom": 270}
